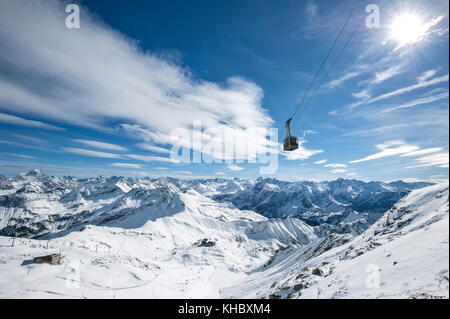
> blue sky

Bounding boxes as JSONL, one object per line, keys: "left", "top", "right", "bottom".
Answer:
{"left": 0, "top": 0, "right": 448, "bottom": 182}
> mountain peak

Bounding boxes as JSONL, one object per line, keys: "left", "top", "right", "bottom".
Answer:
{"left": 25, "top": 168, "right": 44, "bottom": 177}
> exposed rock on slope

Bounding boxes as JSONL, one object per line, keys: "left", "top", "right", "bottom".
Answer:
{"left": 223, "top": 182, "right": 448, "bottom": 299}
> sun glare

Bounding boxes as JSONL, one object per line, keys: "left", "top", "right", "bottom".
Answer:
{"left": 390, "top": 13, "right": 425, "bottom": 46}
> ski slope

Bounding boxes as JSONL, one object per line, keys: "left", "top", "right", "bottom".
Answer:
{"left": 0, "top": 188, "right": 317, "bottom": 298}
{"left": 0, "top": 172, "right": 447, "bottom": 299}
{"left": 221, "top": 182, "right": 449, "bottom": 299}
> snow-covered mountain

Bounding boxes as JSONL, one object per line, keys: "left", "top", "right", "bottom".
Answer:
{"left": 223, "top": 182, "right": 449, "bottom": 299}
{"left": 207, "top": 177, "right": 431, "bottom": 225}
{"left": 0, "top": 170, "right": 446, "bottom": 298}
{"left": 0, "top": 170, "right": 430, "bottom": 238}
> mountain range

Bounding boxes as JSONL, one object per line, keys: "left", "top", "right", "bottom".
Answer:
{"left": 0, "top": 169, "right": 447, "bottom": 298}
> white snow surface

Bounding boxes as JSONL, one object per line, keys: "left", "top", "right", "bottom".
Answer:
{"left": 0, "top": 171, "right": 447, "bottom": 299}
{"left": 0, "top": 187, "right": 316, "bottom": 298}
{"left": 222, "top": 182, "right": 449, "bottom": 299}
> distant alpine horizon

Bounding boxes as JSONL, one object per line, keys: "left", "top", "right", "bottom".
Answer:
{"left": 0, "top": 168, "right": 442, "bottom": 185}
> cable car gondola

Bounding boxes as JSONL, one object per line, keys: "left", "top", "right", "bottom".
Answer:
{"left": 283, "top": 118, "right": 298, "bottom": 151}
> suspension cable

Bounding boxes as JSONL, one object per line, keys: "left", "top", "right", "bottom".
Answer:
{"left": 290, "top": 0, "right": 361, "bottom": 121}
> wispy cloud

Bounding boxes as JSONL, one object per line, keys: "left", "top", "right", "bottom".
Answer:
{"left": 0, "top": 139, "right": 47, "bottom": 151}
{"left": 12, "top": 134, "right": 47, "bottom": 145}
{"left": 136, "top": 143, "right": 171, "bottom": 154}
{"left": 368, "top": 74, "right": 449, "bottom": 104}
{"left": 0, "top": 0, "right": 273, "bottom": 162}
{"left": 417, "top": 67, "right": 441, "bottom": 83}
{"left": 0, "top": 152, "right": 35, "bottom": 159}
{"left": 306, "top": 0, "right": 318, "bottom": 22}
{"left": 282, "top": 140, "right": 323, "bottom": 160}
{"left": 0, "top": 113, "right": 64, "bottom": 130}
{"left": 324, "top": 163, "right": 347, "bottom": 168}
{"left": 406, "top": 152, "right": 449, "bottom": 168}
{"left": 227, "top": 164, "right": 244, "bottom": 171}
{"left": 343, "top": 124, "right": 410, "bottom": 137}
{"left": 126, "top": 154, "right": 178, "bottom": 163}
{"left": 343, "top": 108, "right": 449, "bottom": 138}
{"left": 400, "top": 148, "right": 443, "bottom": 157}
{"left": 349, "top": 140, "right": 418, "bottom": 163}
{"left": 72, "top": 139, "right": 128, "bottom": 151}
{"left": 352, "top": 90, "right": 370, "bottom": 100}
{"left": 61, "top": 147, "right": 124, "bottom": 159}
{"left": 314, "top": 159, "right": 328, "bottom": 164}
{"left": 382, "top": 92, "right": 449, "bottom": 113}
{"left": 214, "top": 171, "right": 226, "bottom": 175}
{"left": 302, "top": 129, "right": 318, "bottom": 136}
{"left": 330, "top": 169, "right": 346, "bottom": 173}
{"left": 109, "top": 163, "right": 143, "bottom": 169}
{"left": 371, "top": 65, "right": 404, "bottom": 84}
{"left": 328, "top": 71, "right": 361, "bottom": 88}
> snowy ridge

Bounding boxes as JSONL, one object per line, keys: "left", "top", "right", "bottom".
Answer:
{"left": 0, "top": 170, "right": 430, "bottom": 238}
{"left": 223, "top": 182, "right": 449, "bottom": 299}
{"left": 0, "top": 170, "right": 445, "bottom": 298}
{"left": 0, "top": 182, "right": 319, "bottom": 298}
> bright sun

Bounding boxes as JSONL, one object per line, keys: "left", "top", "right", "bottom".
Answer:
{"left": 390, "top": 14, "right": 425, "bottom": 46}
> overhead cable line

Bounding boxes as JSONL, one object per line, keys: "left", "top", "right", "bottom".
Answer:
{"left": 296, "top": 9, "right": 366, "bottom": 123}
{"left": 290, "top": 0, "right": 361, "bottom": 122}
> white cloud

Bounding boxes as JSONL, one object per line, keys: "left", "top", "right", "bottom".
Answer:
{"left": 0, "top": 152, "right": 35, "bottom": 159}
{"left": 314, "top": 159, "right": 328, "bottom": 164}
{"left": 324, "top": 163, "right": 347, "bottom": 168}
{"left": 0, "top": 0, "right": 273, "bottom": 162}
{"left": 126, "top": 154, "right": 178, "bottom": 163}
{"left": 382, "top": 92, "right": 449, "bottom": 113}
{"left": 343, "top": 124, "right": 410, "bottom": 137}
{"left": 303, "top": 129, "right": 318, "bottom": 135}
{"left": 371, "top": 65, "right": 404, "bottom": 84}
{"left": 0, "top": 139, "right": 47, "bottom": 151}
{"left": 406, "top": 152, "right": 449, "bottom": 168}
{"left": 349, "top": 140, "right": 448, "bottom": 169}
{"left": 328, "top": 71, "right": 361, "bottom": 88}
{"left": 417, "top": 67, "right": 441, "bottom": 83}
{"left": 0, "top": 112, "right": 63, "bottom": 130}
{"left": 330, "top": 169, "right": 346, "bottom": 173}
{"left": 72, "top": 139, "right": 127, "bottom": 151}
{"left": 349, "top": 140, "right": 419, "bottom": 163}
{"left": 400, "top": 148, "right": 442, "bottom": 157}
{"left": 352, "top": 90, "right": 370, "bottom": 100}
{"left": 214, "top": 171, "right": 226, "bottom": 175}
{"left": 61, "top": 147, "right": 124, "bottom": 159}
{"left": 109, "top": 163, "right": 143, "bottom": 168}
{"left": 153, "top": 167, "right": 169, "bottom": 170}
{"left": 227, "top": 164, "right": 244, "bottom": 171}
{"left": 368, "top": 74, "right": 449, "bottom": 104}
{"left": 136, "top": 143, "right": 171, "bottom": 154}
{"left": 282, "top": 140, "right": 323, "bottom": 160}
{"left": 13, "top": 134, "right": 47, "bottom": 145}
{"left": 306, "top": 1, "right": 318, "bottom": 21}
